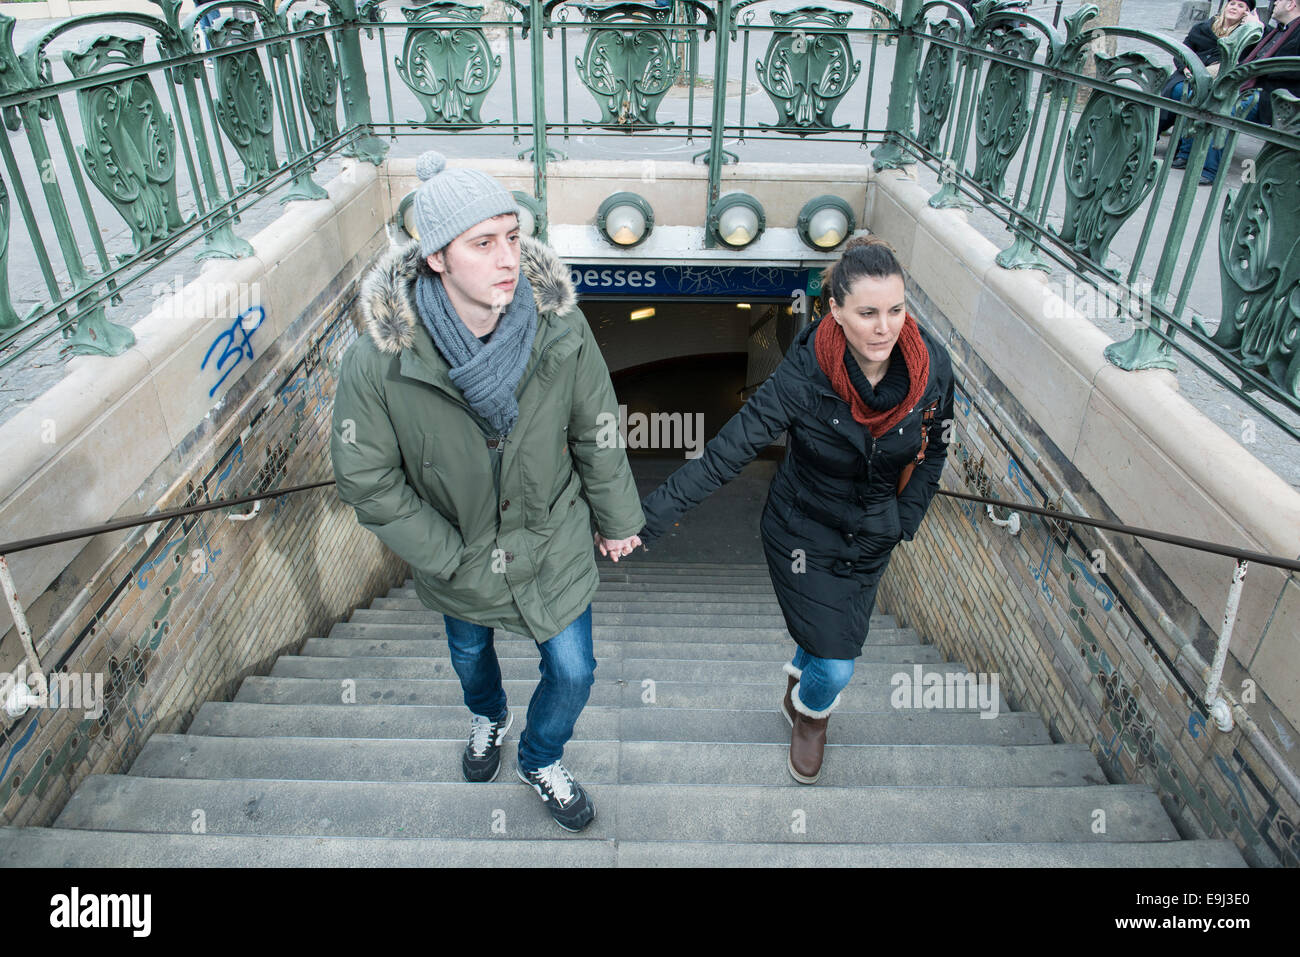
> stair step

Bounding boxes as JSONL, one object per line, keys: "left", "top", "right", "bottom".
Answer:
{"left": 325, "top": 622, "right": 917, "bottom": 646}
{"left": 131, "top": 734, "right": 1107, "bottom": 787}
{"left": 0, "top": 827, "right": 614, "bottom": 867}
{"left": 613, "top": 840, "right": 1248, "bottom": 867}
{"left": 392, "top": 582, "right": 785, "bottom": 597}
{"left": 188, "top": 703, "right": 1046, "bottom": 745}
{"left": 271, "top": 656, "right": 972, "bottom": 684}
{"left": 54, "top": 776, "right": 1180, "bottom": 843}
{"left": 356, "top": 605, "right": 904, "bottom": 634}
{"left": 299, "top": 638, "right": 943, "bottom": 663}
{"left": 371, "top": 596, "right": 794, "bottom": 612}
{"left": 0, "top": 826, "right": 1242, "bottom": 868}
{"left": 233, "top": 675, "right": 1009, "bottom": 713}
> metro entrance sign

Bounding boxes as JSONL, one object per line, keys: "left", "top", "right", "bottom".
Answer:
{"left": 568, "top": 263, "right": 825, "bottom": 300}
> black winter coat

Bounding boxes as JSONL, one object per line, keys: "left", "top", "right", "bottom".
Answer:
{"left": 1181, "top": 20, "right": 1226, "bottom": 69}
{"left": 1244, "top": 19, "right": 1300, "bottom": 126}
{"left": 639, "top": 318, "right": 955, "bottom": 659}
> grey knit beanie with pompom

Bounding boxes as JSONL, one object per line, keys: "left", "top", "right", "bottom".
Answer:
{"left": 411, "top": 150, "right": 520, "bottom": 258}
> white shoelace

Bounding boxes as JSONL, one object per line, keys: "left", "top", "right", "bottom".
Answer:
{"left": 468, "top": 714, "right": 496, "bottom": 757}
{"left": 534, "top": 761, "right": 575, "bottom": 804}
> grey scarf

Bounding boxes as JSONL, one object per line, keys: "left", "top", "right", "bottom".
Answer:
{"left": 416, "top": 271, "right": 538, "bottom": 436}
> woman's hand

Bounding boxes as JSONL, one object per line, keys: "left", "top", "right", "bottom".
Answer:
{"left": 594, "top": 532, "right": 642, "bottom": 562}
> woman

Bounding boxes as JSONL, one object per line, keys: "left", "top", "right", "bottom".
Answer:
{"left": 1161, "top": 0, "right": 1261, "bottom": 135}
{"left": 623, "top": 237, "right": 955, "bottom": 784}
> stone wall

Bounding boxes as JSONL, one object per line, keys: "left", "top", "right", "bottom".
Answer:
{"left": 870, "top": 182, "right": 1300, "bottom": 866}
{"left": 0, "top": 164, "right": 408, "bottom": 827}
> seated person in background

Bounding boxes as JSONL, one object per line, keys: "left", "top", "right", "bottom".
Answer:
{"left": 1159, "top": 0, "right": 1262, "bottom": 133}
{"left": 1173, "top": 0, "right": 1300, "bottom": 183}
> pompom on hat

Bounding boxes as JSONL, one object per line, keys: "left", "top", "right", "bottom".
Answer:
{"left": 411, "top": 150, "right": 520, "bottom": 258}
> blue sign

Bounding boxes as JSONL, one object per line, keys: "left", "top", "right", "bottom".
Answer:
{"left": 568, "top": 263, "right": 818, "bottom": 298}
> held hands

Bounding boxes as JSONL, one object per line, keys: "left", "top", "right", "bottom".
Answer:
{"left": 594, "top": 532, "right": 643, "bottom": 562}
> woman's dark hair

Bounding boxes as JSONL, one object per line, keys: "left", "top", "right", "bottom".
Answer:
{"left": 819, "top": 235, "right": 904, "bottom": 306}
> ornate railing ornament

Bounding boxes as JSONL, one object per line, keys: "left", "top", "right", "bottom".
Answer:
{"left": 754, "top": 6, "right": 861, "bottom": 136}
{"left": 208, "top": 15, "right": 281, "bottom": 189}
{"left": 1057, "top": 51, "right": 1164, "bottom": 272}
{"left": 970, "top": 23, "right": 1040, "bottom": 196}
{"left": 574, "top": 1, "right": 679, "bottom": 130}
{"left": 394, "top": 1, "right": 501, "bottom": 128}
{"left": 65, "top": 35, "right": 188, "bottom": 260}
{"left": 914, "top": 15, "right": 956, "bottom": 151}
{"left": 290, "top": 9, "right": 341, "bottom": 147}
{"left": 1216, "top": 91, "right": 1300, "bottom": 402}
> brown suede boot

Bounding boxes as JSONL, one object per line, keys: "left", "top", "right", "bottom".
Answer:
{"left": 780, "top": 663, "right": 800, "bottom": 727}
{"left": 787, "top": 682, "right": 838, "bottom": 785}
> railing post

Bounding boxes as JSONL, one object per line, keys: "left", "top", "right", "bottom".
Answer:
{"left": 705, "top": 0, "right": 734, "bottom": 231}
{"left": 0, "top": 554, "right": 45, "bottom": 719}
{"left": 1205, "top": 559, "right": 1248, "bottom": 733}
{"left": 334, "top": 0, "right": 388, "bottom": 164}
{"left": 872, "top": 0, "right": 924, "bottom": 170}
{"left": 529, "top": 0, "right": 549, "bottom": 243}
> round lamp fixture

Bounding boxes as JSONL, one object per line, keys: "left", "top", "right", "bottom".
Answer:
{"left": 797, "top": 195, "right": 855, "bottom": 251}
{"left": 512, "top": 191, "right": 543, "bottom": 238}
{"left": 597, "top": 192, "right": 654, "bottom": 247}
{"left": 709, "top": 193, "right": 766, "bottom": 249}
{"left": 397, "top": 192, "right": 418, "bottom": 241}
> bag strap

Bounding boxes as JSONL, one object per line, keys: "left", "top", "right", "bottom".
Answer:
{"left": 895, "top": 398, "right": 942, "bottom": 496}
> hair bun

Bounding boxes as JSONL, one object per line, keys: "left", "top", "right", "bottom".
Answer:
{"left": 416, "top": 151, "right": 446, "bottom": 181}
{"left": 844, "top": 234, "right": 891, "bottom": 254}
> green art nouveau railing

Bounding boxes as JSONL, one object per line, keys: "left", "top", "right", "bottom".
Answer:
{"left": 0, "top": 0, "right": 382, "bottom": 366}
{"left": 0, "top": 0, "right": 1297, "bottom": 437}
{"left": 885, "top": 0, "right": 1300, "bottom": 439}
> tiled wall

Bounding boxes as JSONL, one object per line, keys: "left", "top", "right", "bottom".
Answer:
{"left": 880, "top": 279, "right": 1300, "bottom": 867}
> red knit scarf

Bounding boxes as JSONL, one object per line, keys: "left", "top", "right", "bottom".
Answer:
{"left": 814, "top": 313, "right": 930, "bottom": 438}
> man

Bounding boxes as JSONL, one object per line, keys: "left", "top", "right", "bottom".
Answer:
{"left": 330, "top": 151, "right": 643, "bottom": 831}
{"left": 1174, "top": 0, "right": 1300, "bottom": 182}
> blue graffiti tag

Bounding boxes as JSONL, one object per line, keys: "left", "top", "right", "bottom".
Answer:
{"left": 1188, "top": 711, "right": 1207, "bottom": 739}
{"left": 201, "top": 306, "right": 266, "bottom": 398}
{"left": 1065, "top": 554, "right": 1116, "bottom": 611}
{"left": 215, "top": 445, "right": 245, "bottom": 491}
{"left": 954, "top": 386, "right": 972, "bottom": 417}
{"left": 137, "top": 539, "right": 180, "bottom": 591}
{"left": 0, "top": 717, "right": 40, "bottom": 782}
{"left": 1006, "top": 458, "right": 1034, "bottom": 499}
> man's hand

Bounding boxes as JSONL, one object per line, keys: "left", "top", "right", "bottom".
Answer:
{"left": 594, "top": 532, "right": 642, "bottom": 562}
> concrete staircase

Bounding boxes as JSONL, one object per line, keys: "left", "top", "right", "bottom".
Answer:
{"left": 0, "top": 561, "right": 1246, "bottom": 866}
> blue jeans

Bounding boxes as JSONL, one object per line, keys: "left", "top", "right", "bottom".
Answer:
{"left": 442, "top": 605, "right": 595, "bottom": 773}
{"left": 1174, "top": 94, "right": 1262, "bottom": 179}
{"left": 1158, "top": 76, "right": 1187, "bottom": 133}
{"left": 791, "top": 647, "right": 855, "bottom": 713}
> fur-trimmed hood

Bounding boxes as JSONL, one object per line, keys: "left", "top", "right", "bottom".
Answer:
{"left": 356, "top": 234, "right": 578, "bottom": 355}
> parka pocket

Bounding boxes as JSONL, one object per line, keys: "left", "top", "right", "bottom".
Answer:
{"left": 537, "top": 469, "right": 583, "bottom": 532}
{"left": 856, "top": 497, "right": 903, "bottom": 554}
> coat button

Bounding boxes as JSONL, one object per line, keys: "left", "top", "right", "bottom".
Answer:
{"left": 504, "top": 552, "right": 514, "bottom": 563}
{"left": 487, "top": 438, "right": 500, "bottom": 449}
{"left": 501, "top": 500, "right": 510, "bottom": 511}
{"left": 832, "top": 418, "right": 839, "bottom": 425}
{"left": 423, "top": 461, "right": 431, "bottom": 468}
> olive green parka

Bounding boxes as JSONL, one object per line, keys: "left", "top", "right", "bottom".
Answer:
{"left": 330, "top": 236, "right": 644, "bottom": 641}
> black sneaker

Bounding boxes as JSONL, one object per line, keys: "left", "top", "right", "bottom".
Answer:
{"left": 517, "top": 761, "right": 596, "bottom": 832}
{"left": 462, "top": 709, "right": 512, "bottom": 782}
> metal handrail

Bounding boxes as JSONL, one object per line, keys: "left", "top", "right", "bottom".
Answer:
{"left": 0, "top": 477, "right": 1294, "bottom": 571}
